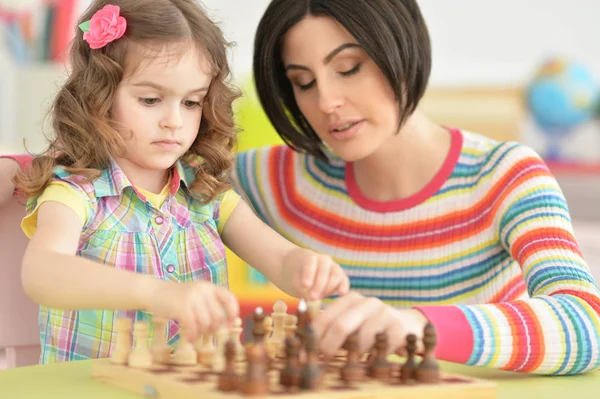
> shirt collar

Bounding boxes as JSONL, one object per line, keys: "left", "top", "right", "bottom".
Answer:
{"left": 93, "top": 158, "right": 192, "bottom": 199}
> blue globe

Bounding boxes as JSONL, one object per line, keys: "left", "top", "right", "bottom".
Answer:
{"left": 526, "top": 58, "right": 599, "bottom": 159}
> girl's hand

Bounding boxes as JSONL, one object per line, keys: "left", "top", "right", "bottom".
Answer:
{"left": 312, "top": 291, "right": 429, "bottom": 356}
{"left": 144, "top": 280, "right": 239, "bottom": 342}
{"left": 285, "top": 248, "right": 350, "bottom": 300}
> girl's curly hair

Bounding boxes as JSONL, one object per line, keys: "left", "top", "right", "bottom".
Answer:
{"left": 14, "top": 0, "right": 240, "bottom": 204}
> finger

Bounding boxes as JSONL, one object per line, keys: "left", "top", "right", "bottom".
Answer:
{"left": 203, "top": 292, "right": 227, "bottom": 332}
{"left": 356, "top": 307, "right": 393, "bottom": 353}
{"left": 337, "top": 268, "right": 351, "bottom": 296}
{"left": 299, "top": 257, "right": 318, "bottom": 294}
{"left": 215, "top": 288, "right": 240, "bottom": 325}
{"left": 309, "top": 257, "right": 332, "bottom": 300}
{"left": 321, "top": 269, "right": 341, "bottom": 299}
{"left": 322, "top": 264, "right": 350, "bottom": 298}
{"left": 312, "top": 291, "right": 363, "bottom": 337}
{"left": 179, "top": 309, "right": 200, "bottom": 343}
{"left": 387, "top": 322, "right": 408, "bottom": 356}
{"left": 318, "top": 296, "right": 382, "bottom": 356}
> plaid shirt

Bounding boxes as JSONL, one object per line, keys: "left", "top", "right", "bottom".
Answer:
{"left": 26, "top": 159, "right": 229, "bottom": 363}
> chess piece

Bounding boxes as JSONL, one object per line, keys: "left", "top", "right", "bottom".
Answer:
{"left": 300, "top": 325, "right": 322, "bottom": 390}
{"left": 173, "top": 328, "right": 198, "bottom": 366}
{"left": 230, "top": 317, "right": 245, "bottom": 361}
{"left": 263, "top": 315, "right": 276, "bottom": 359}
{"left": 306, "top": 300, "right": 321, "bottom": 322}
{"left": 400, "top": 334, "right": 418, "bottom": 383}
{"left": 252, "top": 307, "right": 266, "bottom": 343}
{"left": 280, "top": 336, "right": 301, "bottom": 390}
{"left": 198, "top": 333, "right": 215, "bottom": 366}
{"left": 270, "top": 299, "right": 287, "bottom": 353}
{"left": 295, "top": 299, "right": 308, "bottom": 346}
{"left": 340, "top": 332, "right": 365, "bottom": 384}
{"left": 367, "top": 332, "right": 391, "bottom": 380}
{"left": 280, "top": 314, "right": 298, "bottom": 358}
{"left": 128, "top": 321, "right": 153, "bottom": 369}
{"left": 212, "top": 326, "right": 229, "bottom": 372}
{"left": 111, "top": 317, "right": 132, "bottom": 365}
{"left": 241, "top": 344, "right": 269, "bottom": 396}
{"left": 150, "top": 317, "right": 171, "bottom": 365}
{"left": 416, "top": 322, "right": 441, "bottom": 383}
{"left": 218, "top": 340, "right": 240, "bottom": 392}
{"left": 283, "top": 314, "right": 298, "bottom": 340}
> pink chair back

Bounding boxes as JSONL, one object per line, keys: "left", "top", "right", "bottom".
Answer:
{"left": 0, "top": 197, "right": 40, "bottom": 368}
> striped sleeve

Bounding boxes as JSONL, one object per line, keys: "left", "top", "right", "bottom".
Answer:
{"left": 417, "top": 143, "right": 600, "bottom": 375}
{"left": 231, "top": 148, "right": 276, "bottom": 224}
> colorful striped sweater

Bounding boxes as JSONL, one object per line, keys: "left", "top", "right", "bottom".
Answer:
{"left": 231, "top": 128, "right": 600, "bottom": 375}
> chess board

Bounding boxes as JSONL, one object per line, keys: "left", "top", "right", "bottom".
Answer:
{"left": 91, "top": 354, "right": 497, "bottom": 399}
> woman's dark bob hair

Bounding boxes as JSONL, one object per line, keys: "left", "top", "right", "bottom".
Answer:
{"left": 253, "top": 0, "right": 432, "bottom": 162}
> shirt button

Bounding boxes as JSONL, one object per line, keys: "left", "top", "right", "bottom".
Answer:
{"left": 155, "top": 216, "right": 164, "bottom": 225}
{"left": 166, "top": 265, "right": 175, "bottom": 273}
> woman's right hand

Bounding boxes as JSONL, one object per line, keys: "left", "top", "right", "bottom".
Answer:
{"left": 144, "top": 279, "right": 240, "bottom": 342}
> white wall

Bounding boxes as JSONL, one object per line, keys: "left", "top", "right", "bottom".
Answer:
{"left": 199, "top": 0, "right": 600, "bottom": 87}
{"left": 420, "top": 0, "right": 600, "bottom": 86}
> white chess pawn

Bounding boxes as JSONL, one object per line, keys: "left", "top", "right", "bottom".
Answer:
{"left": 212, "top": 327, "right": 229, "bottom": 372}
{"left": 229, "top": 317, "right": 244, "bottom": 361}
{"left": 173, "top": 328, "right": 198, "bottom": 366}
{"left": 198, "top": 333, "right": 215, "bottom": 366}
{"left": 150, "top": 317, "right": 171, "bottom": 365}
{"left": 270, "top": 299, "right": 287, "bottom": 353}
{"left": 111, "top": 317, "right": 132, "bottom": 365}
{"left": 307, "top": 300, "right": 322, "bottom": 322}
{"left": 263, "top": 316, "right": 276, "bottom": 359}
{"left": 128, "top": 321, "right": 153, "bottom": 369}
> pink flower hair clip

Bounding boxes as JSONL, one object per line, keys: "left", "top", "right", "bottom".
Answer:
{"left": 78, "top": 5, "right": 127, "bottom": 50}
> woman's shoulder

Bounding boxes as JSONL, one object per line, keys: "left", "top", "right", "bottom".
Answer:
{"left": 458, "top": 130, "right": 546, "bottom": 175}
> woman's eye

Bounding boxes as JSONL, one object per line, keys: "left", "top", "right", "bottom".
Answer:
{"left": 298, "top": 80, "right": 315, "bottom": 91}
{"left": 340, "top": 63, "right": 362, "bottom": 76}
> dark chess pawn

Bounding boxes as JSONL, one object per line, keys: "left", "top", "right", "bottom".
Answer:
{"left": 400, "top": 334, "right": 418, "bottom": 383}
{"left": 252, "top": 307, "right": 266, "bottom": 343}
{"left": 218, "top": 340, "right": 240, "bottom": 392}
{"left": 280, "top": 336, "right": 301, "bottom": 390}
{"left": 340, "top": 332, "right": 365, "bottom": 385}
{"left": 367, "top": 331, "right": 392, "bottom": 381}
{"left": 295, "top": 299, "right": 308, "bottom": 346}
{"left": 416, "top": 322, "right": 441, "bottom": 383}
{"left": 300, "top": 325, "right": 323, "bottom": 390}
{"left": 241, "top": 344, "right": 269, "bottom": 396}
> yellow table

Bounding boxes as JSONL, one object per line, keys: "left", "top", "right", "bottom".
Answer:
{"left": 0, "top": 360, "right": 598, "bottom": 398}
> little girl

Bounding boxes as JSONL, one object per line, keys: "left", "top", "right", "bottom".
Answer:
{"left": 8, "top": 0, "right": 349, "bottom": 363}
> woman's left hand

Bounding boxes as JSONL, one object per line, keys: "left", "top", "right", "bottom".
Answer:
{"left": 312, "top": 291, "right": 429, "bottom": 356}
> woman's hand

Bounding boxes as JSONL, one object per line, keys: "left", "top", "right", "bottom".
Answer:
{"left": 312, "top": 291, "right": 429, "bottom": 356}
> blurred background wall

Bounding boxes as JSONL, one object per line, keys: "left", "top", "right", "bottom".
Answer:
{"left": 1, "top": 0, "right": 599, "bottom": 314}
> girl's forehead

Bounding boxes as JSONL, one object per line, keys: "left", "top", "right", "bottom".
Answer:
{"left": 123, "top": 41, "right": 214, "bottom": 80}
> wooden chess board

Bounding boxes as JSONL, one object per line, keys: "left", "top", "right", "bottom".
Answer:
{"left": 91, "top": 354, "right": 497, "bottom": 398}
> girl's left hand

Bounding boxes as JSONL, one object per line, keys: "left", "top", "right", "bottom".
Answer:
{"left": 285, "top": 248, "right": 350, "bottom": 300}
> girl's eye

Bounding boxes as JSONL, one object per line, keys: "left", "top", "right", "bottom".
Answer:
{"left": 340, "top": 63, "right": 362, "bottom": 76}
{"left": 184, "top": 100, "right": 202, "bottom": 108}
{"left": 140, "top": 98, "right": 160, "bottom": 106}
